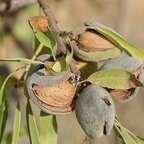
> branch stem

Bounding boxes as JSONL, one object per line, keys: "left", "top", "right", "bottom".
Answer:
{"left": 37, "top": 0, "right": 79, "bottom": 75}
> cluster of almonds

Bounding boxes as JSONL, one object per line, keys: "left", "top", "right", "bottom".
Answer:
{"left": 24, "top": 21, "right": 144, "bottom": 139}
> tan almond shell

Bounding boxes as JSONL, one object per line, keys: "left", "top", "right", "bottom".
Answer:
{"left": 77, "top": 31, "right": 115, "bottom": 52}
{"left": 32, "top": 81, "right": 76, "bottom": 108}
{"left": 24, "top": 54, "right": 76, "bottom": 115}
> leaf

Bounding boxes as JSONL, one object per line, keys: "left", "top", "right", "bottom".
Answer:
{"left": 29, "top": 16, "right": 48, "bottom": 33}
{"left": 0, "top": 73, "right": 14, "bottom": 105}
{"left": 0, "top": 72, "right": 16, "bottom": 142}
{"left": 65, "top": 38, "right": 74, "bottom": 64}
{"left": 136, "top": 136, "right": 144, "bottom": 144}
{"left": 29, "top": 16, "right": 56, "bottom": 56}
{"left": 0, "top": 100, "right": 8, "bottom": 143}
{"left": 32, "top": 36, "right": 51, "bottom": 55}
{"left": 2, "top": 126, "right": 28, "bottom": 144}
{"left": 85, "top": 21, "right": 144, "bottom": 62}
{"left": 52, "top": 43, "right": 73, "bottom": 73}
{"left": 121, "top": 129, "right": 137, "bottom": 144}
{"left": 35, "top": 32, "right": 55, "bottom": 49}
{"left": 12, "top": 101, "right": 21, "bottom": 144}
{"left": 0, "top": 58, "right": 43, "bottom": 65}
{"left": 26, "top": 100, "right": 40, "bottom": 144}
{"left": 40, "top": 111, "right": 57, "bottom": 144}
{"left": 35, "top": 31, "right": 56, "bottom": 60}
{"left": 114, "top": 121, "right": 136, "bottom": 144}
{"left": 52, "top": 57, "right": 67, "bottom": 72}
{"left": 87, "top": 69, "right": 143, "bottom": 89}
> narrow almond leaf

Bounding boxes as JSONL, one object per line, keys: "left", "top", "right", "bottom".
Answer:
{"left": 35, "top": 32, "right": 55, "bottom": 49}
{"left": 12, "top": 101, "right": 21, "bottom": 144}
{"left": 0, "top": 72, "right": 16, "bottom": 142}
{"left": 52, "top": 41, "right": 73, "bottom": 73}
{"left": 114, "top": 121, "right": 135, "bottom": 144}
{"left": 66, "top": 51, "right": 73, "bottom": 65}
{"left": 0, "top": 73, "right": 14, "bottom": 106}
{"left": 0, "top": 58, "right": 43, "bottom": 65}
{"left": 26, "top": 100, "right": 40, "bottom": 144}
{"left": 52, "top": 56, "right": 67, "bottom": 72}
{"left": 136, "top": 136, "right": 144, "bottom": 144}
{"left": 0, "top": 100, "right": 8, "bottom": 143}
{"left": 87, "top": 69, "right": 143, "bottom": 89}
{"left": 35, "top": 31, "right": 56, "bottom": 60}
{"left": 121, "top": 129, "right": 137, "bottom": 144}
{"left": 30, "top": 16, "right": 56, "bottom": 56}
{"left": 29, "top": 16, "right": 48, "bottom": 33}
{"left": 2, "top": 126, "right": 28, "bottom": 144}
{"left": 65, "top": 38, "right": 74, "bottom": 64}
{"left": 40, "top": 111, "right": 57, "bottom": 144}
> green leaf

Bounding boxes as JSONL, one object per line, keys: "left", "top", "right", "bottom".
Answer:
{"left": 86, "top": 21, "right": 144, "bottom": 62}
{"left": 87, "top": 69, "right": 143, "bottom": 89}
{"left": 0, "top": 73, "right": 14, "bottom": 105}
{"left": 136, "top": 136, "right": 144, "bottom": 144}
{"left": 35, "top": 32, "right": 55, "bottom": 49}
{"left": 0, "top": 72, "right": 15, "bottom": 142}
{"left": 32, "top": 36, "right": 51, "bottom": 55}
{"left": 26, "top": 100, "right": 40, "bottom": 144}
{"left": 0, "top": 58, "right": 43, "bottom": 65}
{"left": 2, "top": 126, "right": 28, "bottom": 144}
{"left": 12, "top": 102, "right": 21, "bottom": 144}
{"left": 52, "top": 43, "right": 73, "bottom": 73}
{"left": 0, "top": 100, "right": 8, "bottom": 143}
{"left": 65, "top": 38, "right": 74, "bottom": 64}
{"left": 40, "top": 111, "right": 57, "bottom": 144}
{"left": 52, "top": 57, "right": 67, "bottom": 73}
{"left": 121, "top": 129, "right": 137, "bottom": 144}
{"left": 35, "top": 31, "right": 56, "bottom": 60}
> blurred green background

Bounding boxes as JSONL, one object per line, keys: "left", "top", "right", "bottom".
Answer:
{"left": 0, "top": 0, "right": 144, "bottom": 144}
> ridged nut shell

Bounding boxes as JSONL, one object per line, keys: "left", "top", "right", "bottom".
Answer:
{"left": 24, "top": 68, "right": 76, "bottom": 115}
{"left": 74, "top": 41, "right": 121, "bottom": 62}
{"left": 77, "top": 31, "right": 115, "bottom": 52}
{"left": 75, "top": 84, "right": 115, "bottom": 139}
{"left": 24, "top": 55, "right": 76, "bottom": 115}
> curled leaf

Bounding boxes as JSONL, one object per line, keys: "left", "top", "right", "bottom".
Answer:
{"left": 29, "top": 16, "right": 48, "bottom": 32}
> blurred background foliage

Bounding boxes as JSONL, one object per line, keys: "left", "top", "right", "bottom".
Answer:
{"left": 0, "top": 0, "right": 144, "bottom": 144}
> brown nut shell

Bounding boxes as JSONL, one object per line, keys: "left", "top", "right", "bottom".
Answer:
{"left": 77, "top": 31, "right": 115, "bottom": 52}
{"left": 31, "top": 81, "right": 76, "bottom": 108}
{"left": 24, "top": 55, "right": 76, "bottom": 115}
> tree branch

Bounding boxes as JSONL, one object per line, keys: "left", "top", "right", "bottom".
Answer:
{"left": 37, "top": 0, "right": 79, "bottom": 75}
